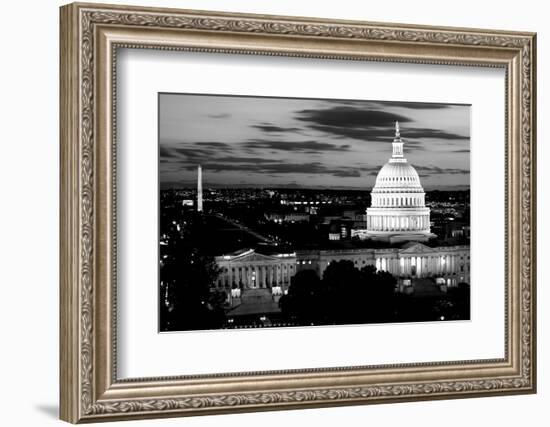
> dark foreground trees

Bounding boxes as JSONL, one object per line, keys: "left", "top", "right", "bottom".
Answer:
{"left": 446, "top": 282, "right": 471, "bottom": 320}
{"left": 159, "top": 215, "right": 225, "bottom": 331}
{"left": 394, "top": 281, "right": 470, "bottom": 322}
{"left": 279, "top": 261, "right": 397, "bottom": 326}
{"left": 280, "top": 261, "right": 470, "bottom": 326}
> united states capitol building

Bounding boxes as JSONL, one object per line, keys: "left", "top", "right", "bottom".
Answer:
{"left": 365, "top": 122, "right": 435, "bottom": 243}
{"left": 211, "top": 122, "right": 470, "bottom": 305}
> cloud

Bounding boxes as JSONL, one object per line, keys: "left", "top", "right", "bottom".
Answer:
{"left": 324, "top": 99, "right": 467, "bottom": 110}
{"left": 242, "top": 139, "right": 350, "bottom": 153}
{"left": 297, "top": 106, "right": 411, "bottom": 129}
{"left": 196, "top": 142, "right": 232, "bottom": 149}
{"left": 205, "top": 156, "right": 275, "bottom": 164}
{"left": 295, "top": 106, "right": 468, "bottom": 144}
{"left": 160, "top": 140, "right": 232, "bottom": 150}
{"left": 208, "top": 113, "right": 231, "bottom": 119}
{"left": 177, "top": 160, "right": 363, "bottom": 178}
{"left": 331, "top": 169, "right": 361, "bottom": 177}
{"left": 161, "top": 138, "right": 351, "bottom": 161}
{"left": 159, "top": 141, "right": 235, "bottom": 162}
{"left": 307, "top": 124, "right": 468, "bottom": 145}
{"left": 172, "top": 147, "right": 213, "bottom": 159}
{"left": 406, "top": 128, "right": 469, "bottom": 140}
{"left": 252, "top": 123, "right": 302, "bottom": 133}
{"left": 415, "top": 165, "right": 470, "bottom": 177}
{"left": 369, "top": 101, "right": 466, "bottom": 110}
{"left": 159, "top": 146, "right": 176, "bottom": 159}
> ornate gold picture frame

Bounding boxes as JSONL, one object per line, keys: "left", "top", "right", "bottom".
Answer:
{"left": 60, "top": 2, "right": 536, "bottom": 423}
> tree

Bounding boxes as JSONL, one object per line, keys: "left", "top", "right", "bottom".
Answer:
{"left": 447, "top": 282, "right": 470, "bottom": 320}
{"left": 322, "top": 260, "right": 364, "bottom": 323}
{"left": 160, "top": 215, "right": 224, "bottom": 331}
{"left": 280, "top": 269, "right": 327, "bottom": 324}
{"left": 280, "top": 261, "right": 399, "bottom": 326}
{"left": 359, "top": 265, "right": 397, "bottom": 322}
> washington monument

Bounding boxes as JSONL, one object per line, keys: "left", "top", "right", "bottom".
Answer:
{"left": 197, "top": 165, "right": 203, "bottom": 212}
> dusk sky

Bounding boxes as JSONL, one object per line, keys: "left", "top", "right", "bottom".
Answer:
{"left": 159, "top": 93, "right": 470, "bottom": 190}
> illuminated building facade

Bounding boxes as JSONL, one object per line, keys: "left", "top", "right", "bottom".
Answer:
{"left": 366, "top": 122, "right": 436, "bottom": 242}
{"left": 214, "top": 242, "right": 470, "bottom": 293}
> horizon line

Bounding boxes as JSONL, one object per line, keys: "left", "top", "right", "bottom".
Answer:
{"left": 160, "top": 184, "right": 471, "bottom": 191}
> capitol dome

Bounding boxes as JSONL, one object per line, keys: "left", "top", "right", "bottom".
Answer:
{"left": 373, "top": 162, "right": 422, "bottom": 189}
{"left": 366, "top": 122, "right": 436, "bottom": 243}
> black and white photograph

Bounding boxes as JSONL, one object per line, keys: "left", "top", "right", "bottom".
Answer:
{"left": 159, "top": 93, "right": 471, "bottom": 332}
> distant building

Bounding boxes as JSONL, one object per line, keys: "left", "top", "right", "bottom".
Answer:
{"left": 432, "top": 219, "right": 470, "bottom": 240}
{"left": 366, "top": 122, "right": 436, "bottom": 243}
{"left": 280, "top": 200, "right": 330, "bottom": 206}
{"left": 350, "top": 229, "right": 369, "bottom": 240}
{"left": 214, "top": 249, "right": 297, "bottom": 291}
{"left": 265, "top": 212, "right": 310, "bottom": 223}
{"left": 343, "top": 210, "right": 366, "bottom": 221}
{"left": 328, "top": 222, "right": 341, "bottom": 240}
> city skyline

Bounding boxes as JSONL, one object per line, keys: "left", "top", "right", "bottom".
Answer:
{"left": 159, "top": 94, "right": 470, "bottom": 191}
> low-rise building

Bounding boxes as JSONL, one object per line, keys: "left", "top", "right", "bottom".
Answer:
{"left": 214, "top": 242, "right": 470, "bottom": 292}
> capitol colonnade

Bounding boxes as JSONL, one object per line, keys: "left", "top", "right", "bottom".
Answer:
{"left": 304, "top": 243, "right": 470, "bottom": 286}
{"left": 373, "top": 247, "right": 470, "bottom": 286}
{"left": 366, "top": 212, "right": 431, "bottom": 232}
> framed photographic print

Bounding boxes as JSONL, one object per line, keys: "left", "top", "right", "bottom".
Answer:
{"left": 60, "top": 2, "right": 537, "bottom": 423}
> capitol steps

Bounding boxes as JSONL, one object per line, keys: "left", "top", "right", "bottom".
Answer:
{"left": 411, "top": 278, "right": 445, "bottom": 297}
{"left": 240, "top": 288, "right": 273, "bottom": 302}
{"left": 228, "top": 288, "right": 281, "bottom": 316}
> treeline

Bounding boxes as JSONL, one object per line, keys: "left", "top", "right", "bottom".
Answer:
{"left": 279, "top": 262, "right": 396, "bottom": 325}
{"left": 160, "top": 215, "right": 227, "bottom": 331}
{"left": 279, "top": 260, "right": 470, "bottom": 326}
